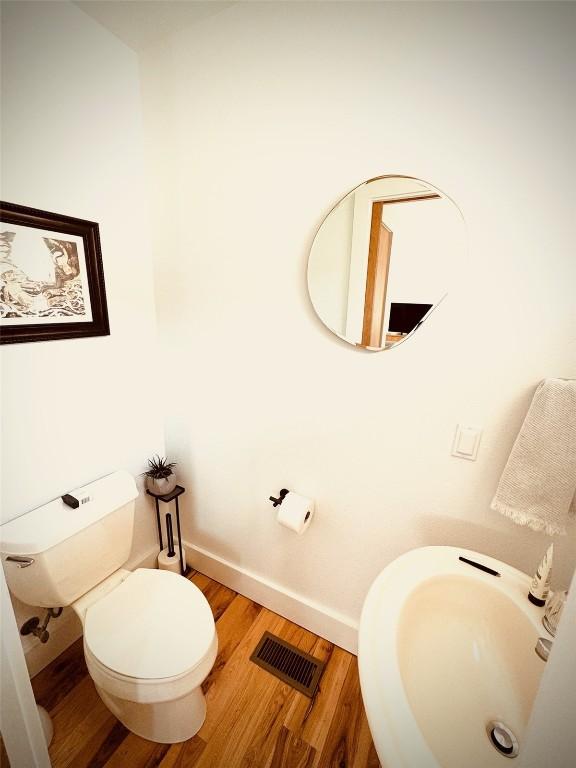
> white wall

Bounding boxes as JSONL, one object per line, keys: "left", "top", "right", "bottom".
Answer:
{"left": 140, "top": 0, "right": 576, "bottom": 633}
{"left": 1, "top": 1, "right": 164, "bottom": 669}
{"left": 383, "top": 198, "right": 461, "bottom": 304}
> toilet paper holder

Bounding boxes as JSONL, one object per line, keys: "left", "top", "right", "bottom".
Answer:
{"left": 270, "top": 489, "right": 313, "bottom": 533}
{"left": 146, "top": 484, "right": 186, "bottom": 576}
{"left": 269, "top": 489, "right": 289, "bottom": 507}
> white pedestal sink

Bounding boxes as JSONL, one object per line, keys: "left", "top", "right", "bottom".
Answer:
{"left": 358, "top": 546, "right": 550, "bottom": 768}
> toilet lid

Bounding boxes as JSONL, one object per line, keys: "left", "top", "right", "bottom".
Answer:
{"left": 84, "top": 568, "right": 215, "bottom": 680}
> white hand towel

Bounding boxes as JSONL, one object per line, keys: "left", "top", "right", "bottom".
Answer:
{"left": 490, "top": 378, "right": 576, "bottom": 536}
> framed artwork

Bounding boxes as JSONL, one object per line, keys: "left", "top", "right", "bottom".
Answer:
{"left": 0, "top": 201, "right": 109, "bottom": 344}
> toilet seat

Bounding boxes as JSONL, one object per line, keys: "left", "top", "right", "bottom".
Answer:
{"left": 85, "top": 633, "right": 218, "bottom": 704}
{"left": 83, "top": 568, "right": 217, "bottom": 703}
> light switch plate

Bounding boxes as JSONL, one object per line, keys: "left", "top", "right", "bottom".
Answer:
{"left": 452, "top": 424, "right": 482, "bottom": 461}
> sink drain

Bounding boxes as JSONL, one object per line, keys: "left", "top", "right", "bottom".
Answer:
{"left": 486, "top": 721, "right": 519, "bottom": 758}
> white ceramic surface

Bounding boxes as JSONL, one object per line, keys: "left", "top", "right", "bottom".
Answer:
{"left": 84, "top": 568, "right": 215, "bottom": 680}
{"left": 358, "top": 546, "right": 549, "bottom": 768}
{"left": 77, "top": 569, "right": 217, "bottom": 742}
{"left": 1, "top": 471, "right": 217, "bottom": 743}
{"left": 0, "top": 471, "right": 137, "bottom": 607}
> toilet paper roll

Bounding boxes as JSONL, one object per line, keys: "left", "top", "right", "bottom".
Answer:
{"left": 277, "top": 492, "right": 314, "bottom": 534}
{"left": 158, "top": 546, "right": 186, "bottom": 573}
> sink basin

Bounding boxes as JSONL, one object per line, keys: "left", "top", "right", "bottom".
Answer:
{"left": 358, "top": 546, "right": 548, "bottom": 768}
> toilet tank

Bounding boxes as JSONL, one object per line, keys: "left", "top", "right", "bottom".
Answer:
{"left": 0, "top": 471, "right": 138, "bottom": 607}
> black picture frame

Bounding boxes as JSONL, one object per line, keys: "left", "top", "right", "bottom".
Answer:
{"left": 0, "top": 201, "right": 109, "bottom": 344}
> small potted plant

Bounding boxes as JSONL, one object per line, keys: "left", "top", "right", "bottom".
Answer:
{"left": 144, "top": 456, "right": 177, "bottom": 496}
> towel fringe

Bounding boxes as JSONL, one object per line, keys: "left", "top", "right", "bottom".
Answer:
{"left": 490, "top": 498, "right": 568, "bottom": 537}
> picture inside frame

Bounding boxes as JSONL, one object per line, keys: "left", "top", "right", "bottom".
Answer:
{"left": 0, "top": 223, "right": 93, "bottom": 325}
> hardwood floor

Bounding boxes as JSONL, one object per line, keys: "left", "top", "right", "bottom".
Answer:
{"left": 31, "top": 571, "right": 380, "bottom": 768}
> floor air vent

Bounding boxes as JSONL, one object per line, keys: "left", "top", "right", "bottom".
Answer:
{"left": 250, "top": 631, "right": 325, "bottom": 697}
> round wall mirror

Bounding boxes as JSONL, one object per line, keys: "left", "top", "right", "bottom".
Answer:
{"left": 307, "top": 176, "right": 465, "bottom": 351}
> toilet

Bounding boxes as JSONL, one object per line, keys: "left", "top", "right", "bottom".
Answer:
{"left": 0, "top": 470, "right": 217, "bottom": 744}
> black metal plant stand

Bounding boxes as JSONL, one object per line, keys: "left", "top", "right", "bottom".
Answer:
{"left": 146, "top": 485, "right": 186, "bottom": 576}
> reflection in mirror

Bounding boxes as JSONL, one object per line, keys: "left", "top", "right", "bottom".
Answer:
{"left": 307, "top": 176, "right": 464, "bottom": 351}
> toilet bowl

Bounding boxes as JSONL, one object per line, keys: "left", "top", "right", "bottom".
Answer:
{"left": 75, "top": 567, "right": 217, "bottom": 743}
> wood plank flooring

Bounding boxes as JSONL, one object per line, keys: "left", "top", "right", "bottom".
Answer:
{"left": 31, "top": 570, "right": 380, "bottom": 768}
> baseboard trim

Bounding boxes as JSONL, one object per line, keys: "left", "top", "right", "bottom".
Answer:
{"left": 183, "top": 541, "right": 359, "bottom": 654}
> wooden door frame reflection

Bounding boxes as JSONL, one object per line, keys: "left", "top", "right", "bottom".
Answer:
{"left": 360, "top": 193, "right": 440, "bottom": 349}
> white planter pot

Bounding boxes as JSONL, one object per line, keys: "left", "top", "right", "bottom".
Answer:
{"left": 146, "top": 474, "right": 177, "bottom": 496}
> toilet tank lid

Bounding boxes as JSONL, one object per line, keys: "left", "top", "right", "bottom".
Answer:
{"left": 0, "top": 471, "right": 138, "bottom": 556}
